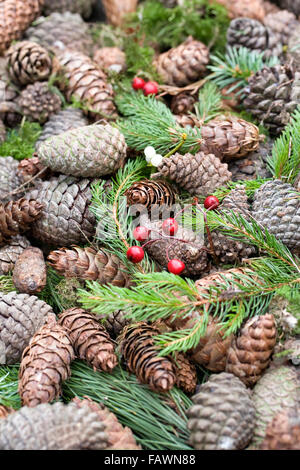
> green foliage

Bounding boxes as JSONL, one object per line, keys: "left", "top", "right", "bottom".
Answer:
{"left": 0, "top": 275, "right": 15, "bottom": 294}
{"left": 0, "top": 120, "right": 41, "bottom": 160}
{"left": 0, "top": 366, "right": 21, "bottom": 409}
{"left": 194, "top": 82, "right": 223, "bottom": 123}
{"left": 124, "top": 37, "right": 161, "bottom": 81}
{"left": 89, "top": 23, "right": 125, "bottom": 48}
{"left": 213, "top": 178, "right": 271, "bottom": 201}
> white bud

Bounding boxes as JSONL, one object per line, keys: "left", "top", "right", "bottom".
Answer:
{"left": 150, "top": 154, "right": 163, "bottom": 167}
{"left": 108, "top": 64, "right": 123, "bottom": 73}
{"left": 144, "top": 146, "right": 157, "bottom": 161}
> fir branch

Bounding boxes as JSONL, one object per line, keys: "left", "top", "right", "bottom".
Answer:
{"left": 0, "top": 366, "right": 21, "bottom": 409}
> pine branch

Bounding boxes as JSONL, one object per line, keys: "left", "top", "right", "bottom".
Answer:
{"left": 194, "top": 82, "right": 223, "bottom": 123}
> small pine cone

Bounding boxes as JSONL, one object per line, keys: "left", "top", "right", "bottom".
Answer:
{"left": 0, "top": 405, "right": 13, "bottom": 419}
{"left": 48, "top": 246, "right": 131, "bottom": 288}
{"left": 214, "top": 0, "right": 265, "bottom": 22}
{"left": 72, "top": 397, "right": 141, "bottom": 450}
{"left": 43, "top": 0, "right": 96, "bottom": 19}
{"left": 200, "top": 116, "right": 261, "bottom": 161}
{"left": 93, "top": 47, "right": 126, "bottom": 73}
{"left": 0, "top": 291, "right": 53, "bottom": 364}
{"left": 125, "top": 179, "right": 177, "bottom": 214}
{"left": 170, "top": 93, "right": 197, "bottom": 115}
{"left": 17, "top": 157, "right": 49, "bottom": 183}
{"left": 263, "top": 10, "right": 299, "bottom": 45}
{"left": 58, "top": 308, "right": 118, "bottom": 372}
{"left": 18, "top": 315, "right": 75, "bottom": 407}
{"left": 0, "top": 119, "right": 5, "bottom": 143}
{"left": 0, "top": 198, "right": 43, "bottom": 246}
{"left": 173, "top": 353, "right": 197, "bottom": 394}
{"left": 13, "top": 247, "right": 47, "bottom": 294}
{"left": 261, "top": 409, "right": 300, "bottom": 450}
{"left": 187, "top": 372, "right": 256, "bottom": 450}
{"left": 0, "top": 235, "right": 30, "bottom": 275}
{"left": 154, "top": 37, "right": 209, "bottom": 87}
{"left": 102, "top": 0, "right": 138, "bottom": 27}
{"left": 5, "top": 41, "right": 52, "bottom": 86}
{"left": 156, "top": 152, "right": 232, "bottom": 196}
{"left": 18, "top": 82, "right": 62, "bottom": 125}
{"left": 98, "top": 310, "right": 131, "bottom": 338}
{"left": 226, "top": 314, "right": 277, "bottom": 387}
{"left": 118, "top": 322, "right": 176, "bottom": 393}
{"left": 0, "top": 156, "right": 23, "bottom": 203}
{"left": 0, "top": 402, "right": 109, "bottom": 450}
{"left": 37, "top": 123, "right": 127, "bottom": 178}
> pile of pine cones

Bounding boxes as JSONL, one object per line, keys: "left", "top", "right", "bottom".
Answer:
{"left": 0, "top": 0, "right": 299, "bottom": 452}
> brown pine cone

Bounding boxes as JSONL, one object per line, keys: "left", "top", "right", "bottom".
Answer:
{"left": 226, "top": 314, "right": 277, "bottom": 387}
{"left": 58, "top": 308, "right": 118, "bottom": 372}
{"left": 48, "top": 246, "right": 131, "bottom": 288}
{"left": 0, "top": 405, "right": 13, "bottom": 419}
{"left": 170, "top": 93, "right": 197, "bottom": 115}
{"left": 18, "top": 82, "right": 62, "bottom": 125}
{"left": 260, "top": 409, "right": 300, "bottom": 450}
{"left": 118, "top": 322, "right": 176, "bottom": 393}
{"left": 102, "top": 0, "right": 138, "bottom": 26}
{"left": 0, "top": 235, "right": 30, "bottom": 275}
{"left": 17, "top": 157, "right": 49, "bottom": 183}
{"left": 125, "top": 179, "right": 177, "bottom": 214}
{"left": 173, "top": 353, "right": 197, "bottom": 394}
{"left": 93, "top": 47, "right": 126, "bottom": 73}
{"left": 18, "top": 314, "right": 75, "bottom": 407}
{"left": 12, "top": 247, "right": 46, "bottom": 294}
{"left": 98, "top": 310, "right": 131, "bottom": 338}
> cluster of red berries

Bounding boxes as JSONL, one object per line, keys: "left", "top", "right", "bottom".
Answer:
{"left": 132, "top": 77, "right": 158, "bottom": 96}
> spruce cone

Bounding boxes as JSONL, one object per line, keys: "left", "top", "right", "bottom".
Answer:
{"left": 13, "top": 247, "right": 47, "bottom": 294}
{"left": 58, "top": 308, "right": 118, "bottom": 372}
{"left": 226, "top": 314, "right": 277, "bottom": 387}
{"left": 93, "top": 47, "right": 126, "bottom": 73}
{"left": 102, "top": 0, "right": 138, "bottom": 27}
{"left": 170, "top": 93, "right": 197, "bottom": 115}
{"left": 72, "top": 397, "right": 141, "bottom": 450}
{"left": 57, "top": 50, "right": 117, "bottom": 120}
{"left": 0, "top": 156, "right": 23, "bottom": 203}
{"left": 37, "top": 123, "right": 127, "bottom": 177}
{"left": 5, "top": 41, "right": 52, "bottom": 86}
{"left": 118, "top": 322, "right": 176, "bottom": 393}
{"left": 261, "top": 409, "right": 300, "bottom": 450}
{"left": 19, "top": 315, "right": 75, "bottom": 407}
{"left": 0, "top": 198, "right": 43, "bottom": 246}
{"left": 0, "top": 235, "right": 30, "bottom": 275}
{"left": 18, "top": 82, "right": 62, "bottom": 125}
{"left": 0, "top": 291, "right": 53, "bottom": 364}
{"left": 264, "top": 10, "right": 299, "bottom": 45}
{"left": 173, "top": 353, "right": 197, "bottom": 394}
{"left": 43, "top": 0, "right": 96, "bottom": 19}
{"left": 214, "top": 0, "right": 265, "bottom": 21}
{"left": 187, "top": 372, "right": 255, "bottom": 450}
{"left": 154, "top": 37, "right": 209, "bottom": 87}
{"left": 17, "top": 157, "right": 49, "bottom": 183}
{"left": 156, "top": 152, "right": 232, "bottom": 196}
{"left": 98, "top": 310, "right": 131, "bottom": 338}
{"left": 48, "top": 246, "right": 131, "bottom": 288}
{"left": 0, "top": 402, "right": 109, "bottom": 450}
{"left": 25, "top": 175, "right": 96, "bottom": 247}
{"left": 0, "top": 405, "right": 13, "bottom": 419}
{"left": 125, "top": 179, "right": 177, "bottom": 214}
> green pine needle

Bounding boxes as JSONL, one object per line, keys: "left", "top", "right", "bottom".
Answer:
{"left": 194, "top": 82, "right": 223, "bottom": 123}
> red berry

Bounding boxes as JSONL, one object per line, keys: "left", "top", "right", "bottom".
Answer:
{"left": 204, "top": 195, "right": 220, "bottom": 210}
{"left": 127, "top": 246, "right": 144, "bottom": 263}
{"left": 133, "top": 226, "right": 149, "bottom": 242}
{"left": 167, "top": 259, "right": 185, "bottom": 275}
{"left": 162, "top": 218, "right": 178, "bottom": 236}
{"left": 143, "top": 81, "right": 158, "bottom": 96}
{"left": 132, "top": 77, "right": 146, "bottom": 91}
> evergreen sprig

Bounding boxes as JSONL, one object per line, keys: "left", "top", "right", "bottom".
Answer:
{"left": 194, "top": 82, "right": 223, "bottom": 123}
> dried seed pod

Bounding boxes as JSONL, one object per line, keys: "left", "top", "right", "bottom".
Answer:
{"left": 12, "top": 247, "right": 47, "bottom": 294}
{"left": 58, "top": 308, "right": 118, "bottom": 372}
{"left": 48, "top": 246, "right": 131, "bottom": 288}
{"left": 125, "top": 179, "right": 177, "bottom": 213}
{"left": 0, "top": 405, "right": 14, "bottom": 419}
{"left": 118, "top": 322, "right": 176, "bottom": 393}
{"left": 0, "top": 235, "right": 30, "bottom": 275}
{"left": 17, "top": 157, "right": 49, "bottom": 183}
{"left": 261, "top": 409, "right": 300, "bottom": 450}
{"left": 102, "top": 0, "right": 138, "bottom": 26}
{"left": 18, "top": 315, "right": 75, "bottom": 407}
{"left": 173, "top": 353, "right": 197, "bottom": 394}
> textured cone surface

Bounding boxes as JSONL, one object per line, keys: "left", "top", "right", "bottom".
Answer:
{"left": 17, "top": 157, "right": 49, "bottom": 183}
{"left": 0, "top": 72, "right": 21, "bottom": 127}
{"left": 57, "top": 50, "right": 117, "bottom": 120}
{"left": 243, "top": 64, "right": 300, "bottom": 135}
{"left": 72, "top": 397, "right": 141, "bottom": 450}
{"left": 288, "top": 25, "right": 300, "bottom": 71}
{"left": 187, "top": 372, "right": 255, "bottom": 450}
{"left": 93, "top": 47, "right": 126, "bottom": 73}
{"left": 35, "top": 108, "right": 88, "bottom": 150}
{"left": 228, "top": 139, "right": 273, "bottom": 181}
{"left": 13, "top": 247, "right": 46, "bottom": 295}
{"left": 0, "top": 405, "right": 13, "bottom": 419}
{"left": 119, "top": 322, "right": 176, "bottom": 393}
{"left": 25, "top": 12, "right": 93, "bottom": 56}
{"left": 0, "top": 402, "right": 109, "bottom": 450}
{"left": 261, "top": 409, "right": 300, "bottom": 450}
{"left": 48, "top": 246, "right": 131, "bottom": 288}
{"left": 18, "top": 82, "right": 62, "bottom": 125}
{"left": 157, "top": 152, "right": 232, "bottom": 196}
{"left": 37, "top": 123, "right": 126, "bottom": 177}
{"left": 5, "top": 41, "right": 52, "bottom": 86}
{"left": 252, "top": 365, "right": 300, "bottom": 447}
{"left": 25, "top": 175, "right": 96, "bottom": 247}
{"left": 170, "top": 92, "right": 197, "bottom": 115}
{"left": 102, "top": 0, "right": 138, "bottom": 26}
{"left": 252, "top": 179, "right": 300, "bottom": 253}
{"left": 0, "top": 0, "right": 44, "bottom": 55}
{"left": 226, "top": 18, "right": 282, "bottom": 58}
{"left": 214, "top": 0, "right": 265, "bottom": 21}
{"left": 154, "top": 37, "right": 209, "bottom": 87}
{"left": 200, "top": 116, "right": 261, "bottom": 161}
{"left": 173, "top": 353, "right": 197, "bottom": 394}
{"left": 19, "top": 316, "right": 75, "bottom": 407}
{"left": 0, "top": 157, "right": 23, "bottom": 203}
{"left": 58, "top": 308, "right": 118, "bottom": 372}
{"left": 0, "top": 119, "right": 5, "bottom": 143}
{"left": 264, "top": 10, "right": 299, "bottom": 45}
{"left": 125, "top": 179, "right": 177, "bottom": 213}
{"left": 226, "top": 314, "right": 277, "bottom": 387}
{"left": 0, "top": 291, "right": 53, "bottom": 364}
{"left": 0, "top": 235, "right": 30, "bottom": 275}
{"left": 43, "top": 0, "right": 96, "bottom": 19}
{"left": 175, "top": 113, "right": 200, "bottom": 128}
{"left": 98, "top": 310, "right": 131, "bottom": 338}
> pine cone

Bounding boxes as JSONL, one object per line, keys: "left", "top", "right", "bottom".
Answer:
{"left": 0, "top": 235, "right": 30, "bottom": 275}
{"left": 0, "top": 73, "right": 21, "bottom": 127}
{"left": 261, "top": 409, "right": 300, "bottom": 450}
{"left": 228, "top": 139, "right": 273, "bottom": 181}
{"left": 18, "top": 82, "right": 62, "bottom": 125}
{"left": 93, "top": 47, "right": 126, "bottom": 73}
{"left": 98, "top": 310, "right": 131, "bottom": 338}
{"left": 156, "top": 152, "right": 232, "bottom": 196}
{"left": 154, "top": 37, "right": 209, "bottom": 86}
{"left": 170, "top": 93, "right": 197, "bottom": 115}
{"left": 5, "top": 41, "right": 52, "bottom": 86}
{"left": 102, "top": 0, "right": 138, "bottom": 27}
{"left": 288, "top": 25, "right": 300, "bottom": 71}
{"left": 174, "top": 114, "right": 200, "bottom": 128}
{"left": 214, "top": 0, "right": 265, "bottom": 21}
{"left": 0, "top": 156, "right": 23, "bottom": 203}
{"left": 0, "top": 291, "right": 53, "bottom": 364}
{"left": 264, "top": 10, "right": 299, "bottom": 45}
{"left": 0, "top": 402, "right": 109, "bottom": 450}
{"left": 118, "top": 322, "right": 176, "bottom": 393}
{"left": 17, "top": 157, "right": 49, "bottom": 183}
{"left": 187, "top": 372, "right": 255, "bottom": 450}
{"left": 125, "top": 179, "right": 177, "bottom": 214}
{"left": 43, "top": 0, "right": 96, "bottom": 19}
{"left": 72, "top": 397, "right": 141, "bottom": 450}
{"left": 37, "top": 123, "right": 126, "bottom": 178}
{"left": 19, "top": 315, "right": 75, "bottom": 407}
{"left": 48, "top": 246, "right": 131, "bottom": 288}
{"left": 173, "top": 353, "right": 197, "bottom": 394}
{"left": 0, "top": 405, "right": 13, "bottom": 419}
{"left": 58, "top": 308, "right": 118, "bottom": 372}
{"left": 13, "top": 247, "right": 47, "bottom": 294}
{"left": 274, "top": 0, "right": 300, "bottom": 15}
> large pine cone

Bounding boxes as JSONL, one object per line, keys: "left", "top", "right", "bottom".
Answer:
{"left": 187, "top": 372, "right": 255, "bottom": 450}
{"left": 18, "top": 82, "right": 62, "bottom": 125}
{"left": 43, "top": 0, "right": 96, "bottom": 19}
{"left": 260, "top": 409, "right": 300, "bottom": 450}
{"left": 264, "top": 10, "right": 299, "bottom": 45}
{"left": 0, "top": 157, "right": 23, "bottom": 203}
{"left": 25, "top": 175, "right": 96, "bottom": 247}
{"left": 58, "top": 308, "right": 118, "bottom": 372}
{"left": 0, "top": 291, "right": 53, "bottom": 364}
{"left": 102, "top": 0, "right": 138, "bottom": 26}
{"left": 18, "top": 315, "right": 75, "bottom": 407}
{"left": 48, "top": 246, "right": 131, "bottom": 288}
{"left": 118, "top": 322, "right": 176, "bottom": 393}
{"left": 0, "top": 235, "right": 30, "bottom": 275}
{"left": 125, "top": 179, "right": 177, "bottom": 214}
{"left": 0, "top": 402, "right": 109, "bottom": 450}
{"left": 154, "top": 37, "right": 209, "bottom": 86}
{"left": 215, "top": 0, "right": 265, "bottom": 21}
